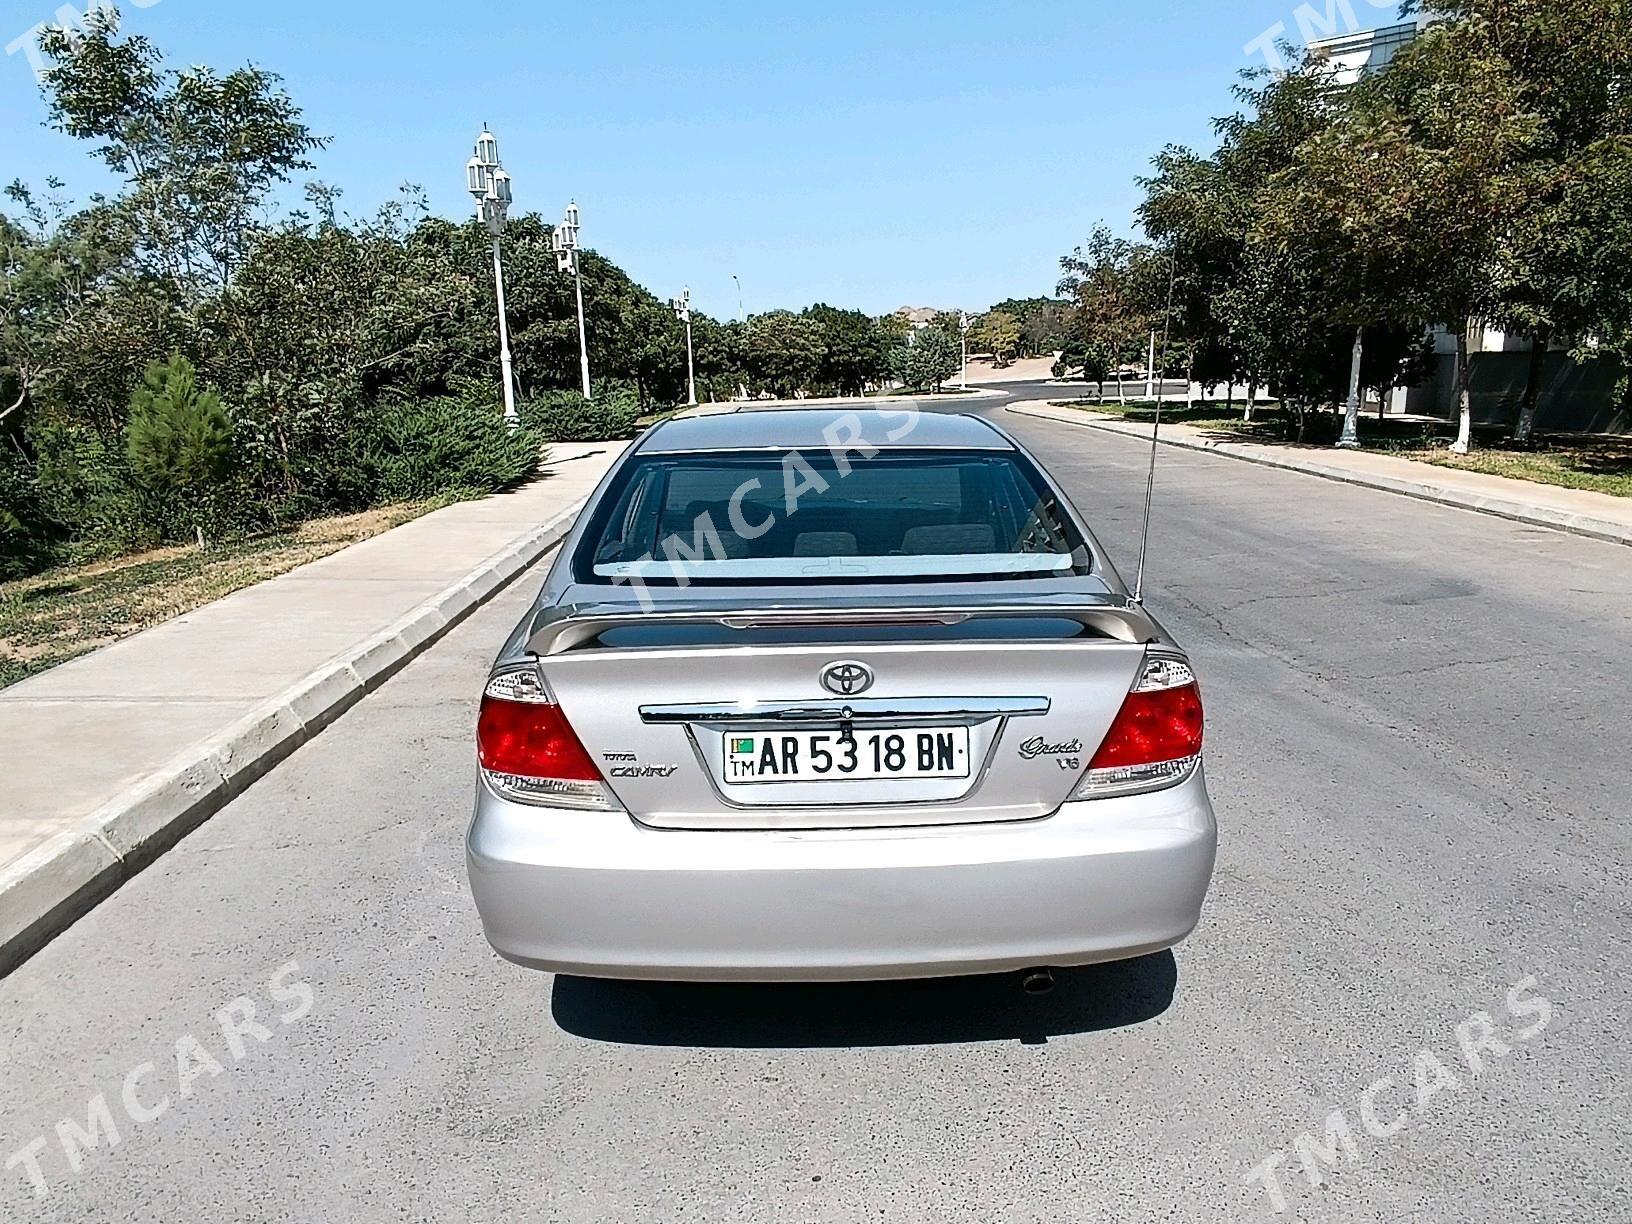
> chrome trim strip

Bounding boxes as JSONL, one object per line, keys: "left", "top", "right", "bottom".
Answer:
{"left": 1070, "top": 753, "right": 1203, "bottom": 800}
{"left": 639, "top": 696, "right": 1051, "bottom": 724}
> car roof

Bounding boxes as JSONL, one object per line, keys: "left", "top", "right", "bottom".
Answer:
{"left": 635, "top": 408, "right": 1015, "bottom": 455}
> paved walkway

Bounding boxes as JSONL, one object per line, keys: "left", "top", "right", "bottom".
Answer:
{"left": 1009, "top": 401, "right": 1632, "bottom": 547}
{"left": 0, "top": 442, "right": 620, "bottom": 970}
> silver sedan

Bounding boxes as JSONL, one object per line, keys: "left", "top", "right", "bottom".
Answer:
{"left": 466, "top": 409, "right": 1217, "bottom": 982}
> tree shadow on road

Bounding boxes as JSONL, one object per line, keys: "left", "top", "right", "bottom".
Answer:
{"left": 549, "top": 951, "right": 1176, "bottom": 1048}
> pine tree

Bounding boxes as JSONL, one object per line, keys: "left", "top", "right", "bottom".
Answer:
{"left": 126, "top": 354, "right": 233, "bottom": 543}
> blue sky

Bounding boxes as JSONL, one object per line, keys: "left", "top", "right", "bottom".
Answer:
{"left": 2, "top": 0, "right": 1341, "bottom": 319}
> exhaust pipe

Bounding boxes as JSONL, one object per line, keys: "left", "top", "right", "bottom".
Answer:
{"left": 1020, "top": 967, "right": 1055, "bottom": 996}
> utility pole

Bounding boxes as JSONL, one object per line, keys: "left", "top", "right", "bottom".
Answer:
{"left": 672, "top": 288, "right": 697, "bottom": 406}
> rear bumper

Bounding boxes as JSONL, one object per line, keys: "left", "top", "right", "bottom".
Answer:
{"left": 466, "top": 770, "right": 1218, "bottom": 982}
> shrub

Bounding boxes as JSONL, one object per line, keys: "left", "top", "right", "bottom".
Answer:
{"left": 126, "top": 355, "right": 236, "bottom": 543}
{"left": 892, "top": 329, "right": 959, "bottom": 391}
{"left": 127, "top": 356, "right": 233, "bottom": 488}
{"left": 520, "top": 389, "right": 641, "bottom": 441}
{"left": 0, "top": 443, "right": 57, "bottom": 580}
{"left": 230, "top": 371, "right": 373, "bottom": 527}
{"left": 31, "top": 420, "right": 148, "bottom": 560}
{"left": 361, "top": 396, "right": 545, "bottom": 503}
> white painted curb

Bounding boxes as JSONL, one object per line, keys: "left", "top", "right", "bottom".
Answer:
{"left": 1007, "top": 402, "right": 1632, "bottom": 549}
{"left": 0, "top": 500, "right": 586, "bottom": 975}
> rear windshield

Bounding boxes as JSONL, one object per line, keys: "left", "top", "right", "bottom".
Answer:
{"left": 573, "top": 448, "right": 1093, "bottom": 586}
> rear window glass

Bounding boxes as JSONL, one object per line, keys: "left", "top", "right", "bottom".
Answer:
{"left": 574, "top": 449, "right": 1092, "bottom": 586}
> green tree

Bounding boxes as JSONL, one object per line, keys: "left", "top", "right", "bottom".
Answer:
{"left": 37, "top": 9, "right": 325, "bottom": 305}
{"left": 892, "top": 327, "right": 960, "bottom": 392}
{"left": 1257, "top": 103, "right": 1441, "bottom": 446}
{"left": 805, "top": 305, "right": 887, "bottom": 396}
{"left": 1369, "top": 17, "right": 1547, "bottom": 452}
{"left": 989, "top": 297, "right": 1069, "bottom": 356}
{"left": 1521, "top": 137, "right": 1632, "bottom": 427}
{"left": 925, "top": 311, "right": 966, "bottom": 351}
{"left": 1057, "top": 227, "right": 1164, "bottom": 404}
{"left": 743, "top": 311, "right": 824, "bottom": 397}
{"left": 125, "top": 354, "right": 233, "bottom": 541}
{"left": 972, "top": 310, "right": 1022, "bottom": 366}
{"left": 689, "top": 315, "right": 745, "bottom": 402}
{"left": 0, "top": 439, "right": 56, "bottom": 578}
{"left": 875, "top": 312, "right": 911, "bottom": 381}
{"left": 1, "top": 183, "right": 152, "bottom": 439}
{"left": 1140, "top": 59, "right": 1343, "bottom": 419}
{"left": 1409, "top": 0, "right": 1632, "bottom": 440}
{"left": 1052, "top": 336, "right": 1116, "bottom": 400}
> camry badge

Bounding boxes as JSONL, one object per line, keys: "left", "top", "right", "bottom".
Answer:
{"left": 820, "top": 661, "right": 875, "bottom": 696}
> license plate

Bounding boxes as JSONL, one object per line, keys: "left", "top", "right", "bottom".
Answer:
{"left": 723, "top": 727, "right": 971, "bottom": 784}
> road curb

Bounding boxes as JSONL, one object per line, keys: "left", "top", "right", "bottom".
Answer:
{"left": 0, "top": 500, "right": 586, "bottom": 977}
{"left": 1007, "top": 402, "right": 1632, "bottom": 549}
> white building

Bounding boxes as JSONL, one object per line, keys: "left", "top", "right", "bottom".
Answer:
{"left": 893, "top": 307, "right": 942, "bottom": 332}
{"left": 1306, "top": 16, "right": 1433, "bottom": 84}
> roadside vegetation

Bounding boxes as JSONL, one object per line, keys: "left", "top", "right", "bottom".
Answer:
{"left": 1058, "top": 399, "right": 1632, "bottom": 497}
{"left": 0, "top": 501, "right": 437, "bottom": 689}
{"left": 0, "top": 13, "right": 968, "bottom": 594}
{"left": 1051, "top": 0, "right": 1632, "bottom": 456}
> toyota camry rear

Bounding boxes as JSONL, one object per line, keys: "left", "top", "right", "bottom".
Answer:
{"left": 466, "top": 409, "right": 1217, "bottom": 981}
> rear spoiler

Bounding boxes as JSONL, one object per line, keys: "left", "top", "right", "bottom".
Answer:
{"left": 524, "top": 593, "right": 1161, "bottom": 656}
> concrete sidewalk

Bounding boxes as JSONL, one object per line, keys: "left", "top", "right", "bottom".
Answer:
{"left": 1009, "top": 401, "right": 1632, "bottom": 548}
{"left": 0, "top": 441, "right": 621, "bottom": 972}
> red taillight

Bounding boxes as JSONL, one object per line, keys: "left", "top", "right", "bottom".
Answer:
{"left": 1075, "top": 655, "right": 1204, "bottom": 798}
{"left": 477, "top": 695, "right": 601, "bottom": 781}
{"left": 1088, "top": 682, "right": 1204, "bottom": 770}
{"left": 477, "top": 667, "right": 609, "bottom": 808}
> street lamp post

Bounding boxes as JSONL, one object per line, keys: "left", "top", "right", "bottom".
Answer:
{"left": 959, "top": 311, "right": 970, "bottom": 391}
{"left": 672, "top": 288, "right": 697, "bottom": 406}
{"left": 466, "top": 128, "right": 517, "bottom": 425}
{"left": 730, "top": 277, "right": 748, "bottom": 401}
{"left": 552, "top": 201, "right": 592, "bottom": 399}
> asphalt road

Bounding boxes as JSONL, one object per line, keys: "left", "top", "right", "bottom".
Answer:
{"left": 3, "top": 405, "right": 1629, "bottom": 1222}
{"left": 985, "top": 377, "right": 1191, "bottom": 403}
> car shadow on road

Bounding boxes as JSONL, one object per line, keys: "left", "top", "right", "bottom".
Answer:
{"left": 549, "top": 951, "right": 1176, "bottom": 1048}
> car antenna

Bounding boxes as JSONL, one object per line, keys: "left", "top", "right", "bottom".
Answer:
{"left": 1133, "top": 252, "right": 1177, "bottom": 606}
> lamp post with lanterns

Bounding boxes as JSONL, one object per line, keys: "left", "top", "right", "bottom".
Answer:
{"left": 672, "top": 288, "right": 697, "bottom": 406}
{"left": 465, "top": 128, "right": 518, "bottom": 425}
{"left": 552, "top": 201, "right": 593, "bottom": 399}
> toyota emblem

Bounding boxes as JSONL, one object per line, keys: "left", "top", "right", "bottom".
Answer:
{"left": 820, "top": 661, "right": 875, "bottom": 696}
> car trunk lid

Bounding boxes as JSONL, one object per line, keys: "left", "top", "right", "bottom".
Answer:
{"left": 527, "top": 597, "right": 1157, "bottom": 831}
